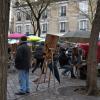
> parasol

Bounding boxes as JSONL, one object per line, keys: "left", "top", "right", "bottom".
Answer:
{"left": 8, "top": 39, "right": 19, "bottom": 44}
{"left": 27, "top": 36, "right": 42, "bottom": 42}
{"left": 8, "top": 33, "right": 25, "bottom": 39}
{"left": 48, "top": 62, "right": 60, "bottom": 84}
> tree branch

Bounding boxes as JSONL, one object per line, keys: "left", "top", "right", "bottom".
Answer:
{"left": 76, "top": 6, "right": 93, "bottom": 25}
{"left": 89, "top": 0, "right": 94, "bottom": 21}
{"left": 25, "top": 0, "right": 37, "bottom": 19}
{"left": 39, "top": 0, "right": 51, "bottom": 15}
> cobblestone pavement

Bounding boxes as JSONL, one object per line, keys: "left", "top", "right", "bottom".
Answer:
{"left": 7, "top": 68, "right": 100, "bottom": 100}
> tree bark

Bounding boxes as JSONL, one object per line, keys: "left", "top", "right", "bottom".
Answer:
{"left": 36, "top": 18, "right": 41, "bottom": 37}
{"left": 87, "top": 0, "right": 100, "bottom": 95}
{"left": 0, "top": 0, "right": 10, "bottom": 100}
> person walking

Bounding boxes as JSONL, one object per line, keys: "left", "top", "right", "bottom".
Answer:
{"left": 59, "top": 47, "right": 76, "bottom": 78}
{"left": 72, "top": 47, "right": 82, "bottom": 77}
{"left": 32, "top": 42, "right": 44, "bottom": 74}
{"left": 15, "top": 36, "right": 32, "bottom": 95}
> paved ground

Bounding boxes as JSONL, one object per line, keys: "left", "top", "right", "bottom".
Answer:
{"left": 7, "top": 68, "right": 100, "bottom": 100}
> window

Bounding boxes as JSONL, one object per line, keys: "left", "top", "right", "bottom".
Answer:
{"left": 79, "top": 1, "right": 88, "bottom": 13}
{"left": 16, "top": 26, "right": 21, "bottom": 33}
{"left": 42, "top": 23, "right": 47, "bottom": 34}
{"left": 60, "top": 6, "right": 66, "bottom": 16}
{"left": 79, "top": 20, "right": 88, "bottom": 31}
{"left": 60, "top": 22, "right": 67, "bottom": 33}
{"left": 26, "top": 14, "right": 30, "bottom": 20}
{"left": 26, "top": 11, "right": 31, "bottom": 20}
{"left": 16, "top": 12, "right": 21, "bottom": 21}
{"left": 42, "top": 10, "right": 47, "bottom": 19}
{"left": 26, "top": 25, "right": 30, "bottom": 35}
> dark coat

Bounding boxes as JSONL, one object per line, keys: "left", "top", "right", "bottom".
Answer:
{"left": 15, "top": 43, "right": 31, "bottom": 70}
{"left": 59, "top": 51, "right": 71, "bottom": 67}
{"left": 34, "top": 45, "right": 44, "bottom": 60}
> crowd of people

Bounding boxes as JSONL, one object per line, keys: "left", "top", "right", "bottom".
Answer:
{"left": 8, "top": 36, "right": 87, "bottom": 95}
{"left": 58, "top": 45, "right": 86, "bottom": 78}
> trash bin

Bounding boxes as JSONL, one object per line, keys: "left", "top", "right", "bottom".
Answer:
{"left": 79, "top": 63, "right": 87, "bottom": 80}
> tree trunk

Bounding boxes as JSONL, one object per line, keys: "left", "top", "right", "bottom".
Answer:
{"left": 32, "top": 22, "right": 37, "bottom": 36}
{"left": 87, "top": 0, "right": 100, "bottom": 95}
{"left": 36, "top": 18, "right": 41, "bottom": 37}
{"left": 0, "top": 0, "right": 10, "bottom": 100}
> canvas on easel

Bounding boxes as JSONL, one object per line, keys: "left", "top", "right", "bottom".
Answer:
{"left": 44, "top": 34, "right": 59, "bottom": 59}
{"left": 35, "top": 34, "right": 60, "bottom": 90}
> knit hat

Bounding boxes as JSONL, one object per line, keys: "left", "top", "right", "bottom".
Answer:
{"left": 20, "top": 36, "right": 27, "bottom": 42}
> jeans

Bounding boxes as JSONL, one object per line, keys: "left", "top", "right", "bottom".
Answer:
{"left": 18, "top": 70, "right": 29, "bottom": 93}
{"left": 62, "top": 65, "right": 75, "bottom": 77}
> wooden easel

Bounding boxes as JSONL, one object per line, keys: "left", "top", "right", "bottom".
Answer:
{"left": 36, "top": 48, "right": 56, "bottom": 90}
{"left": 35, "top": 34, "right": 59, "bottom": 90}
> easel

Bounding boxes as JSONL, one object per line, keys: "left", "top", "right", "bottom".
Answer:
{"left": 36, "top": 48, "right": 56, "bottom": 90}
{"left": 34, "top": 34, "right": 59, "bottom": 90}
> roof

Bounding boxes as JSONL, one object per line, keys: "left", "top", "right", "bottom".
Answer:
{"left": 63, "top": 31, "right": 90, "bottom": 38}
{"left": 61, "top": 31, "right": 91, "bottom": 43}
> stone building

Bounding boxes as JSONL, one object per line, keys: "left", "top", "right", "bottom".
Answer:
{"left": 11, "top": 0, "right": 95, "bottom": 37}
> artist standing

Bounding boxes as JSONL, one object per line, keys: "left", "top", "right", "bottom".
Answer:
{"left": 15, "top": 36, "right": 32, "bottom": 95}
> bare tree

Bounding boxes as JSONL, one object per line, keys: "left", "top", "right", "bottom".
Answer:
{"left": 69, "top": 0, "right": 99, "bottom": 95}
{"left": 75, "top": 0, "right": 99, "bottom": 95}
{"left": 70, "top": 0, "right": 96, "bottom": 26}
{"left": 87, "top": 0, "right": 100, "bottom": 95}
{"left": 0, "top": 0, "right": 11, "bottom": 100}
{"left": 15, "top": 0, "right": 52, "bottom": 36}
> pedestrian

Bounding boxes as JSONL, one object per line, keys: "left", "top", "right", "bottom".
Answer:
{"left": 8, "top": 45, "right": 11, "bottom": 69}
{"left": 58, "top": 47, "right": 67, "bottom": 68}
{"left": 15, "top": 36, "right": 32, "bottom": 95}
{"left": 58, "top": 47, "right": 76, "bottom": 78}
{"left": 72, "top": 47, "right": 82, "bottom": 77}
{"left": 32, "top": 42, "right": 44, "bottom": 74}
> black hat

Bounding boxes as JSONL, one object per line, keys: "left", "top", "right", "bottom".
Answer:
{"left": 20, "top": 36, "right": 27, "bottom": 42}
{"left": 60, "top": 47, "right": 66, "bottom": 51}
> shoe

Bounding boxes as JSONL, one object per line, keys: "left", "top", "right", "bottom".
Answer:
{"left": 32, "top": 70, "right": 34, "bottom": 73}
{"left": 15, "top": 92, "right": 26, "bottom": 95}
{"left": 26, "top": 91, "right": 30, "bottom": 93}
{"left": 62, "top": 72, "right": 66, "bottom": 76}
{"left": 71, "top": 76, "right": 76, "bottom": 79}
{"left": 33, "top": 78, "right": 39, "bottom": 82}
{"left": 62, "top": 73, "right": 65, "bottom": 76}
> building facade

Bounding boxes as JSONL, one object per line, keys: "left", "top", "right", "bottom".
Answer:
{"left": 11, "top": 0, "right": 95, "bottom": 37}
